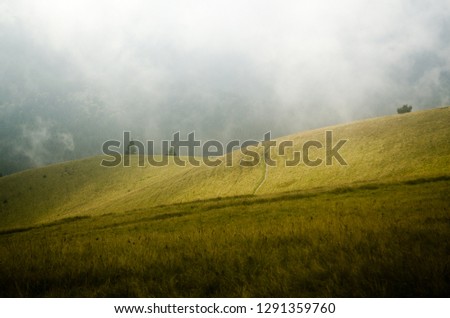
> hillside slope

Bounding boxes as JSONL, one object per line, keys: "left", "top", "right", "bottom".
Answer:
{"left": 1, "top": 106, "right": 449, "bottom": 229}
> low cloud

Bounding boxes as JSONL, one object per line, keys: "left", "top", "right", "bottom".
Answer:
{"left": 1, "top": 0, "right": 450, "bottom": 174}
{"left": 13, "top": 117, "right": 76, "bottom": 168}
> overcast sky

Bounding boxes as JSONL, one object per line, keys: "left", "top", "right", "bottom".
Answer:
{"left": 1, "top": 0, "right": 449, "bottom": 174}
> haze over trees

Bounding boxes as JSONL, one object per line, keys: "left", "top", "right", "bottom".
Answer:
{"left": 397, "top": 105, "right": 413, "bottom": 114}
{"left": 168, "top": 147, "right": 177, "bottom": 156}
{"left": 125, "top": 140, "right": 138, "bottom": 155}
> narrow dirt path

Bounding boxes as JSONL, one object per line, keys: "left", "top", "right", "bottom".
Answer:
{"left": 253, "top": 155, "right": 268, "bottom": 195}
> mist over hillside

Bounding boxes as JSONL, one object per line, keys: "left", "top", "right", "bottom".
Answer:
{"left": 1, "top": 0, "right": 450, "bottom": 175}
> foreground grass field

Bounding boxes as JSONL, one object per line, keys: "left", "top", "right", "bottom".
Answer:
{"left": 0, "top": 176, "right": 449, "bottom": 297}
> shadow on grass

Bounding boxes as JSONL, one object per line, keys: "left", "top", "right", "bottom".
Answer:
{"left": 0, "top": 215, "right": 91, "bottom": 236}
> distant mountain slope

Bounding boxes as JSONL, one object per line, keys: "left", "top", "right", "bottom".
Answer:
{"left": 1, "top": 106, "right": 449, "bottom": 229}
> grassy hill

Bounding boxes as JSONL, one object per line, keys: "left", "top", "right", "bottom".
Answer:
{"left": 0, "top": 107, "right": 449, "bottom": 297}
{"left": 1, "top": 106, "right": 449, "bottom": 229}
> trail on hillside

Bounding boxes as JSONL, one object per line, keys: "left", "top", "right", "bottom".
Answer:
{"left": 253, "top": 156, "right": 268, "bottom": 195}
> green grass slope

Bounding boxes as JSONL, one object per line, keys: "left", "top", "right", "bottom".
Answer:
{"left": 0, "top": 177, "right": 449, "bottom": 297}
{"left": 0, "top": 106, "right": 449, "bottom": 297}
{"left": 0, "top": 106, "right": 449, "bottom": 230}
